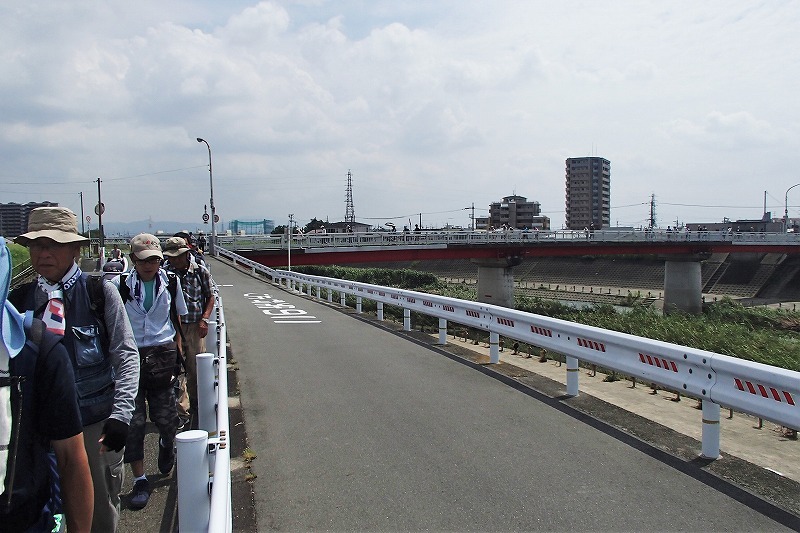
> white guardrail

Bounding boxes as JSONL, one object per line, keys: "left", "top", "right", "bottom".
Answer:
{"left": 176, "top": 283, "right": 232, "bottom": 533}
{"left": 219, "top": 246, "right": 799, "bottom": 461}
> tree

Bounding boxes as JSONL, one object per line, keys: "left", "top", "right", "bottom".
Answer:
{"left": 303, "top": 218, "right": 325, "bottom": 234}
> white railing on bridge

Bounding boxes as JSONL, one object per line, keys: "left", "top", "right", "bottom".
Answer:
{"left": 218, "top": 246, "right": 799, "bottom": 460}
{"left": 213, "top": 229, "right": 800, "bottom": 252}
{"left": 176, "top": 283, "right": 231, "bottom": 533}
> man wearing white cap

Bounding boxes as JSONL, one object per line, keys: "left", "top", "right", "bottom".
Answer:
{"left": 115, "top": 233, "right": 187, "bottom": 509}
{"left": 9, "top": 206, "right": 139, "bottom": 532}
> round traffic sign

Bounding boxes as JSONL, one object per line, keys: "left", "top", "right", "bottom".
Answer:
{"left": 86, "top": 216, "right": 91, "bottom": 223}
{"left": 94, "top": 202, "right": 105, "bottom": 216}
{"left": 213, "top": 214, "right": 220, "bottom": 223}
{"left": 202, "top": 213, "right": 210, "bottom": 222}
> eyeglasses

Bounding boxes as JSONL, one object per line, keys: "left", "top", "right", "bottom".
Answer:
{"left": 135, "top": 256, "right": 162, "bottom": 265}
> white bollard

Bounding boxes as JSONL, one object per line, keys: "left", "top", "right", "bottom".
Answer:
{"left": 566, "top": 356, "right": 579, "bottom": 397}
{"left": 403, "top": 309, "right": 411, "bottom": 331}
{"left": 197, "top": 353, "right": 218, "bottom": 438}
{"left": 177, "top": 429, "right": 210, "bottom": 533}
{"left": 438, "top": 318, "right": 447, "bottom": 345}
{"left": 327, "top": 289, "right": 333, "bottom": 303}
{"left": 700, "top": 400, "right": 721, "bottom": 459}
{"left": 340, "top": 292, "right": 346, "bottom": 307}
{"left": 489, "top": 331, "right": 499, "bottom": 364}
{"left": 356, "top": 296, "right": 362, "bottom": 314}
{"left": 315, "top": 286, "right": 321, "bottom": 299}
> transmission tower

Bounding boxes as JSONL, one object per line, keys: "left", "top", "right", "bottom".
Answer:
{"left": 649, "top": 193, "right": 657, "bottom": 229}
{"left": 345, "top": 170, "right": 355, "bottom": 223}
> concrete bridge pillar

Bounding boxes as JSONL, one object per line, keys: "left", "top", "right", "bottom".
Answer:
{"left": 471, "top": 256, "right": 522, "bottom": 308}
{"left": 663, "top": 257, "right": 703, "bottom": 315}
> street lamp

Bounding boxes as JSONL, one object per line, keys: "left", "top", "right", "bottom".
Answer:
{"left": 196, "top": 138, "right": 217, "bottom": 256}
{"left": 784, "top": 183, "right": 800, "bottom": 232}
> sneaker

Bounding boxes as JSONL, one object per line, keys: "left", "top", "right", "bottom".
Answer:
{"left": 158, "top": 440, "right": 175, "bottom": 474}
{"left": 177, "top": 415, "right": 190, "bottom": 432}
{"left": 130, "top": 479, "right": 150, "bottom": 509}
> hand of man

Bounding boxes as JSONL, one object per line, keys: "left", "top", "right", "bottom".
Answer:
{"left": 99, "top": 418, "right": 129, "bottom": 453}
{"left": 199, "top": 319, "right": 209, "bottom": 339}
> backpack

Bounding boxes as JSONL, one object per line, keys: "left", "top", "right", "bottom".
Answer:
{"left": 1, "top": 317, "right": 59, "bottom": 513}
{"left": 110, "top": 270, "right": 183, "bottom": 338}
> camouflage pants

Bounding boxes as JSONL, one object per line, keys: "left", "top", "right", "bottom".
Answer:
{"left": 124, "top": 384, "right": 177, "bottom": 463}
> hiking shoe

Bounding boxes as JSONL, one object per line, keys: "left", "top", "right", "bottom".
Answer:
{"left": 158, "top": 440, "right": 175, "bottom": 474}
{"left": 177, "top": 415, "right": 190, "bottom": 432}
{"left": 130, "top": 479, "right": 150, "bottom": 509}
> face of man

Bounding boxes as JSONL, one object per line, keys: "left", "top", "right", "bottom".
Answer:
{"left": 169, "top": 252, "right": 190, "bottom": 271}
{"left": 131, "top": 255, "right": 161, "bottom": 282}
{"left": 29, "top": 238, "right": 80, "bottom": 282}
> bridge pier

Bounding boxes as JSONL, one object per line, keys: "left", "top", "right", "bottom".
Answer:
{"left": 471, "top": 256, "right": 523, "bottom": 308}
{"left": 663, "top": 256, "right": 705, "bottom": 315}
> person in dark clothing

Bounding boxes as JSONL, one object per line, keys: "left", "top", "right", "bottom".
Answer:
{"left": 1, "top": 237, "right": 93, "bottom": 532}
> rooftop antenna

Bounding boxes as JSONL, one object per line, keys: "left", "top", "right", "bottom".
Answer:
{"left": 345, "top": 170, "right": 355, "bottom": 223}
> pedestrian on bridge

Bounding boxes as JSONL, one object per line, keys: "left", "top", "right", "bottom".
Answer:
{"left": 162, "top": 236, "right": 214, "bottom": 431}
{"left": 115, "top": 234, "right": 187, "bottom": 510}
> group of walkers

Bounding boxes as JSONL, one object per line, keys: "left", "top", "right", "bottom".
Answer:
{"left": 1, "top": 206, "right": 215, "bottom": 531}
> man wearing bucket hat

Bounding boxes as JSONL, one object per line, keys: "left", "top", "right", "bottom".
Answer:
{"left": 9, "top": 206, "right": 139, "bottom": 533}
{"left": 163, "top": 236, "right": 215, "bottom": 431}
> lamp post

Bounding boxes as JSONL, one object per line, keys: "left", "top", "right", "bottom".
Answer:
{"left": 287, "top": 214, "right": 294, "bottom": 271}
{"left": 784, "top": 183, "right": 800, "bottom": 232}
{"left": 196, "top": 138, "right": 217, "bottom": 256}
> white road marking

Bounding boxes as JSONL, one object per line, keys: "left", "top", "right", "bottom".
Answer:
{"left": 243, "top": 292, "right": 322, "bottom": 324}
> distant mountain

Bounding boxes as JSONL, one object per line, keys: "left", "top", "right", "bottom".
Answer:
{"left": 101, "top": 220, "right": 215, "bottom": 237}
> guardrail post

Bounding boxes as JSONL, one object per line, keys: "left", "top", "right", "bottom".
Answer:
{"left": 340, "top": 291, "right": 346, "bottom": 307}
{"left": 206, "top": 320, "right": 218, "bottom": 358}
{"left": 315, "top": 286, "right": 321, "bottom": 299}
{"left": 377, "top": 302, "right": 384, "bottom": 321}
{"left": 700, "top": 400, "right": 721, "bottom": 459}
{"left": 356, "top": 296, "right": 362, "bottom": 313}
{"left": 307, "top": 283, "right": 312, "bottom": 296}
{"left": 438, "top": 318, "right": 447, "bottom": 345}
{"left": 177, "top": 429, "right": 210, "bottom": 533}
{"left": 403, "top": 308, "right": 411, "bottom": 331}
{"left": 566, "top": 356, "right": 579, "bottom": 396}
{"left": 197, "top": 353, "right": 218, "bottom": 439}
{"left": 327, "top": 289, "right": 333, "bottom": 303}
{"left": 489, "top": 331, "right": 499, "bottom": 363}
{"left": 251, "top": 266, "right": 256, "bottom": 276}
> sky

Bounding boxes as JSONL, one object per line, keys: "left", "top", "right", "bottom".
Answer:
{"left": 2, "top": 0, "right": 799, "bottom": 232}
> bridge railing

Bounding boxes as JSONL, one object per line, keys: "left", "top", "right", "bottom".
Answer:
{"left": 218, "top": 246, "right": 799, "bottom": 459}
{"left": 213, "top": 228, "right": 800, "bottom": 251}
{"left": 176, "top": 282, "right": 231, "bottom": 533}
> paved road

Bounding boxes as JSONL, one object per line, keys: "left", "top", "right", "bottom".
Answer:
{"left": 213, "top": 261, "right": 794, "bottom": 531}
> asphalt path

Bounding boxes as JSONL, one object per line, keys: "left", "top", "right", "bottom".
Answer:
{"left": 214, "top": 262, "right": 792, "bottom": 531}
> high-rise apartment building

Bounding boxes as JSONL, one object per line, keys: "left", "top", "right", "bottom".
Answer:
{"left": 476, "top": 195, "right": 550, "bottom": 230}
{"left": 0, "top": 201, "right": 58, "bottom": 239}
{"left": 565, "top": 157, "right": 610, "bottom": 230}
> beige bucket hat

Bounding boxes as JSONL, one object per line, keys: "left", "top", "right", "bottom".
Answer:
{"left": 162, "top": 236, "right": 190, "bottom": 257}
{"left": 14, "top": 207, "right": 89, "bottom": 246}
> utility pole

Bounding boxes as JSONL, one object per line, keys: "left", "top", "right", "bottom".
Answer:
{"left": 79, "top": 192, "right": 85, "bottom": 235}
{"left": 345, "top": 170, "right": 355, "bottom": 223}
{"left": 96, "top": 177, "right": 105, "bottom": 267}
{"left": 471, "top": 203, "right": 475, "bottom": 231}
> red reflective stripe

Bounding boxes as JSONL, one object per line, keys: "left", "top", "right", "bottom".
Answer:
{"left": 784, "top": 392, "right": 795, "bottom": 406}
{"left": 735, "top": 378, "right": 744, "bottom": 391}
{"left": 746, "top": 382, "right": 757, "bottom": 394}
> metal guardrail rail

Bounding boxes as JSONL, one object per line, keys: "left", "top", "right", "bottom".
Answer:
{"left": 176, "top": 283, "right": 231, "bottom": 533}
{"left": 218, "top": 246, "right": 799, "bottom": 460}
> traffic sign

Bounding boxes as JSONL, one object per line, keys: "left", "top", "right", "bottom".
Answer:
{"left": 94, "top": 202, "right": 105, "bottom": 216}
{"left": 86, "top": 216, "right": 91, "bottom": 223}
{"left": 202, "top": 213, "right": 210, "bottom": 222}
{"left": 213, "top": 214, "right": 220, "bottom": 223}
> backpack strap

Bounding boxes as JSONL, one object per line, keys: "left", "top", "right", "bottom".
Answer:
{"left": 165, "top": 272, "right": 184, "bottom": 341}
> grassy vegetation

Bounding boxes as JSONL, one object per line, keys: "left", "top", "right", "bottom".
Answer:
{"left": 7, "top": 242, "right": 30, "bottom": 278}
{"left": 297, "top": 265, "right": 800, "bottom": 372}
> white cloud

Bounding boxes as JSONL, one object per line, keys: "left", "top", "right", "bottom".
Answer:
{"left": 1, "top": 0, "right": 799, "bottom": 230}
